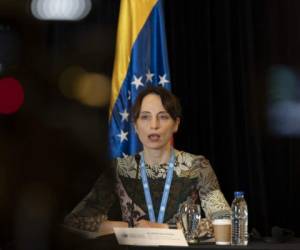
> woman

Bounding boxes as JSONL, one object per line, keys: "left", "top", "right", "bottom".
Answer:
{"left": 64, "top": 86, "right": 230, "bottom": 236}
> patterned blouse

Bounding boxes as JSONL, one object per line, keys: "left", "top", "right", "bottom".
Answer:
{"left": 64, "top": 149, "right": 230, "bottom": 232}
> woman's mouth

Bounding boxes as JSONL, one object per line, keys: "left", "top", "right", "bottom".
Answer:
{"left": 148, "top": 134, "right": 160, "bottom": 141}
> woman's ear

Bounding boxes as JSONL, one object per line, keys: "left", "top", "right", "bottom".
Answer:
{"left": 173, "top": 117, "right": 180, "bottom": 133}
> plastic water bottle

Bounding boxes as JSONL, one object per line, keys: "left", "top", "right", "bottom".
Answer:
{"left": 231, "top": 191, "right": 248, "bottom": 245}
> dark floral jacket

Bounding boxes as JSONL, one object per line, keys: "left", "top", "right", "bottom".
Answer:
{"left": 64, "top": 150, "right": 230, "bottom": 232}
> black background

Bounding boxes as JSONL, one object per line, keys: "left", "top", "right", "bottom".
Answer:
{"left": 0, "top": 0, "right": 300, "bottom": 248}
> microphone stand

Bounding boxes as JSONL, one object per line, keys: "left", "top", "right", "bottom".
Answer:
{"left": 129, "top": 154, "right": 140, "bottom": 227}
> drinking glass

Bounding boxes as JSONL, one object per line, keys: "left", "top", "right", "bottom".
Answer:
{"left": 179, "top": 203, "right": 201, "bottom": 244}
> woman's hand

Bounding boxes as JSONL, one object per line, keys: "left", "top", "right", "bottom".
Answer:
{"left": 134, "top": 219, "right": 168, "bottom": 229}
{"left": 98, "top": 220, "right": 128, "bottom": 236}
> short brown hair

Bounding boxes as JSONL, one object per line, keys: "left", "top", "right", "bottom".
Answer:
{"left": 131, "top": 86, "right": 182, "bottom": 122}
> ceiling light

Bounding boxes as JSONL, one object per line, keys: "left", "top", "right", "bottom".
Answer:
{"left": 31, "top": 0, "right": 92, "bottom": 21}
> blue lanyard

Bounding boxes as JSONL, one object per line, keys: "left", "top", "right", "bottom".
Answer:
{"left": 140, "top": 149, "right": 175, "bottom": 223}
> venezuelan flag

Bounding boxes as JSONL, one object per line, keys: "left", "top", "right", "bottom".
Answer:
{"left": 109, "top": 0, "right": 171, "bottom": 158}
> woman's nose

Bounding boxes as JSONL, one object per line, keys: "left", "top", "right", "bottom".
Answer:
{"left": 150, "top": 117, "right": 159, "bottom": 129}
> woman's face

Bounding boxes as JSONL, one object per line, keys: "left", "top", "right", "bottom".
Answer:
{"left": 134, "top": 93, "right": 180, "bottom": 151}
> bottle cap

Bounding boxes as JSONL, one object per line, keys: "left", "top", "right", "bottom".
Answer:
{"left": 234, "top": 191, "right": 244, "bottom": 197}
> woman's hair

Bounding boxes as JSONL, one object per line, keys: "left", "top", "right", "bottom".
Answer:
{"left": 131, "top": 86, "right": 182, "bottom": 122}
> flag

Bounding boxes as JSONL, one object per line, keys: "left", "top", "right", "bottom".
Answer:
{"left": 109, "top": 0, "right": 171, "bottom": 158}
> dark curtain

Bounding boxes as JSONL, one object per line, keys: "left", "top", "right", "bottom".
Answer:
{"left": 165, "top": 0, "right": 300, "bottom": 236}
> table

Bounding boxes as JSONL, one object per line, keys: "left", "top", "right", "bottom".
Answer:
{"left": 58, "top": 232, "right": 300, "bottom": 250}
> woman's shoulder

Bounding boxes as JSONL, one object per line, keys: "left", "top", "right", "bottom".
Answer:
{"left": 115, "top": 154, "right": 139, "bottom": 177}
{"left": 115, "top": 154, "right": 136, "bottom": 164}
{"left": 174, "top": 149, "right": 212, "bottom": 177}
{"left": 175, "top": 149, "right": 210, "bottom": 165}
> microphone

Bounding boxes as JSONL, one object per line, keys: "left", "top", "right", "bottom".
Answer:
{"left": 129, "top": 154, "right": 141, "bottom": 227}
{"left": 135, "top": 154, "right": 141, "bottom": 170}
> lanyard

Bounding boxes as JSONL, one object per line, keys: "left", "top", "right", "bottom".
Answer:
{"left": 140, "top": 149, "right": 175, "bottom": 223}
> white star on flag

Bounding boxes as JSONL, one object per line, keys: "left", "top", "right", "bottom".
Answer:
{"left": 128, "top": 90, "right": 131, "bottom": 100}
{"left": 158, "top": 74, "right": 170, "bottom": 87}
{"left": 117, "top": 129, "right": 128, "bottom": 142}
{"left": 146, "top": 69, "right": 154, "bottom": 83}
{"left": 131, "top": 75, "right": 144, "bottom": 89}
{"left": 119, "top": 109, "right": 129, "bottom": 122}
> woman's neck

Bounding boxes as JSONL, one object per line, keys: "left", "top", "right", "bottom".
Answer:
{"left": 143, "top": 144, "right": 172, "bottom": 166}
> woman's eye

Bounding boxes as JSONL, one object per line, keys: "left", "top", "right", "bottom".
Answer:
{"left": 159, "top": 114, "right": 170, "bottom": 120}
{"left": 140, "top": 115, "right": 150, "bottom": 120}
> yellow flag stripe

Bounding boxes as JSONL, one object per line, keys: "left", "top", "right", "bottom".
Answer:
{"left": 109, "top": 0, "right": 158, "bottom": 117}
